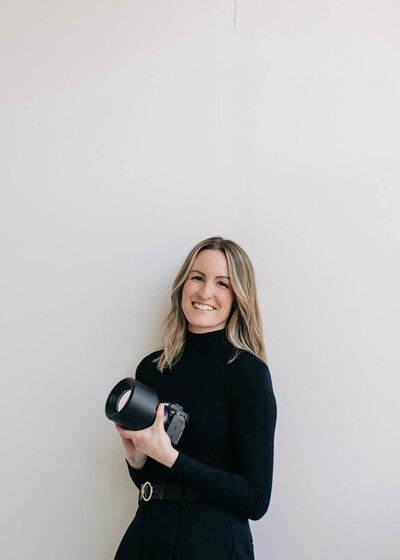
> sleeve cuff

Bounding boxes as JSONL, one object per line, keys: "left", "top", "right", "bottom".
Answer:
{"left": 125, "top": 457, "right": 148, "bottom": 480}
{"left": 169, "top": 451, "right": 187, "bottom": 477}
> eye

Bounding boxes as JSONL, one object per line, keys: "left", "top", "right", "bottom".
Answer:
{"left": 190, "top": 276, "right": 229, "bottom": 288}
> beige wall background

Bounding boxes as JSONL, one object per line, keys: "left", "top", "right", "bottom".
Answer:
{"left": 1, "top": 1, "right": 399, "bottom": 558}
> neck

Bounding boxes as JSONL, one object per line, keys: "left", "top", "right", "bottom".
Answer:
{"left": 184, "top": 327, "right": 230, "bottom": 353}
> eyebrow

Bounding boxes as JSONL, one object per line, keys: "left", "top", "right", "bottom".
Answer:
{"left": 189, "top": 269, "right": 230, "bottom": 280}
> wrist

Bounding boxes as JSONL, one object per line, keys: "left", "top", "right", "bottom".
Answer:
{"left": 126, "top": 454, "right": 147, "bottom": 470}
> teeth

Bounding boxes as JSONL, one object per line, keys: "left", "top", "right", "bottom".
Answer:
{"left": 193, "top": 302, "right": 215, "bottom": 311}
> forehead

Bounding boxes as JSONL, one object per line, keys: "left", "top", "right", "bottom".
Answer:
{"left": 192, "top": 249, "right": 229, "bottom": 274}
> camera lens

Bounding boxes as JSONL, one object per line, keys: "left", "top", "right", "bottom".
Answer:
{"left": 105, "top": 377, "right": 189, "bottom": 444}
{"left": 106, "top": 377, "right": 160, "bottom": 431}
{"left": 116, "top": 389, "right": 131, "bottom": 412}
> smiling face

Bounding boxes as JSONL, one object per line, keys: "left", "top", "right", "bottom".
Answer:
{"left": 181, "top": 249, "right": 235, "bottom": 334}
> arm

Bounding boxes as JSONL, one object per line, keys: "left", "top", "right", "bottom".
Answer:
{"left": 123, "top": 359, "right": 151, "bottom": 490}
{"left": 169, "top": 359, "right": 277, "bottom": 520}
{"left": 125, "top": 456, "right": 151, "bottom": 490}
{"left": 123, "top": 352, "right": 179, "bottom": 487}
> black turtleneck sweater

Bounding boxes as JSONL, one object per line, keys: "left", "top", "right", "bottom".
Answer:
{"left": 125, "top": 328, "right": 277, "bottom": 521}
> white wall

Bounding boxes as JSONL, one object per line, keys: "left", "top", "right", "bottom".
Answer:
{"left": 1, "top": 1, "right": 399, "bottom": 558}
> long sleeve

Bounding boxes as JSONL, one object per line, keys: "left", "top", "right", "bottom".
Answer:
{"left": 169, "top": 358, "right": 277, "bottom": 520}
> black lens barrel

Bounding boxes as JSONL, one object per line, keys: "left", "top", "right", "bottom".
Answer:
{"left": 105, "top": 377, "right": 160, "bottom": 430}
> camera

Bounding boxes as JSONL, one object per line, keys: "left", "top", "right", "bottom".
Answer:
{"left": 105, "top": 377, "right": 189, "bottom": 445}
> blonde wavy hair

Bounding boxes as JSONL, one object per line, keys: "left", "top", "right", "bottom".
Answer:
{"left": 152, "top": 236, "right": 268, "bottom": 373}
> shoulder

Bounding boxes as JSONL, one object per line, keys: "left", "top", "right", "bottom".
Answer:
{"left": 135, "top": 348, "right": 163, "bottom": 377}
{"left": 228, "top": 351, "right": 276, "bottom": 412}
{"left": 229, "top": 350, "right": 273, "bottom": 387}
{"left": 230, "top": 349, "right": 271, "bottom": 374}
{"left": 138, "top": 348, "right": 163, "bottom": 365}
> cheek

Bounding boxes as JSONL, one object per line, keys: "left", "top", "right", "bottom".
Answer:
{"left": 223, "top": 295, "right": 234, "bottom": 309}
{"left": 182, "top": 282, "right": 194, "bottom": 301}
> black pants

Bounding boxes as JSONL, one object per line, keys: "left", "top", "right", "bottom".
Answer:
{"left": 114, "top": 496, "right": 255, "bottom": 560}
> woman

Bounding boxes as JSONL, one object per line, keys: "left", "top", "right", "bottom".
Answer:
{"left": 113, "top": 236, "right": 277, "bottom": 560}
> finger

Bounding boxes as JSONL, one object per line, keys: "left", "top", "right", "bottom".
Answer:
{"left": 156, "top": 403, "right": 165, "bottom": 424}
{"left": 116, "top": 423, "right": 135, "bottom": 435}
{"left": 116, "top": 425, "right": 130, "bottom": 438}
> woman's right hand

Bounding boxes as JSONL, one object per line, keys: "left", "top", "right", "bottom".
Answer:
{"left": 115, "top": 423, "right": 147, "bottom": 469}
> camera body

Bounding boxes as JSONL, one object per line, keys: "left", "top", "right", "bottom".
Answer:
{"left": 105, "top": 377, "right": 189, "bottom": 446}
{"left": 161, "top": 402, "right": 188, "bottom": 445}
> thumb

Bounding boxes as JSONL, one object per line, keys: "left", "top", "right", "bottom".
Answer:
{"left": 156, "top": 402, "right": 165, "bottom": 424}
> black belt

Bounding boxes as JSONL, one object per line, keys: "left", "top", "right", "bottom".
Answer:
{"left": 139, "top": 481, "right": 202, "bottom": 503}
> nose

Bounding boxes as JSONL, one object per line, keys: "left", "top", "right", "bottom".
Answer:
{"left": 197, "top": 281, "right": 213, "bottom": 300}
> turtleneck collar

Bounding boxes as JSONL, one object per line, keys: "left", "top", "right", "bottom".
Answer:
{"left": 184, "top": 327, "right": 230, "bottom": 353}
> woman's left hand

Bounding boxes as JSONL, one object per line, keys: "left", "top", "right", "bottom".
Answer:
{"left": 114, "top": 403, "right": 179, "bottom": 468}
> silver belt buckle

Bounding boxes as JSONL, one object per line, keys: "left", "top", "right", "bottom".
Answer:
{"left": 141, "top": 481, "right": 153, "bottom": 502}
